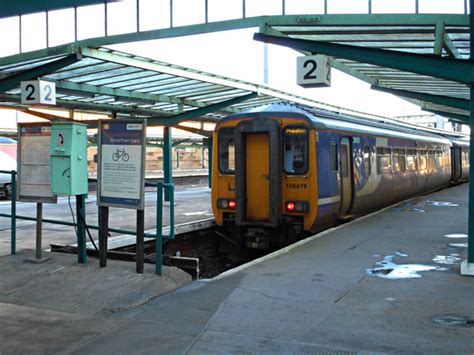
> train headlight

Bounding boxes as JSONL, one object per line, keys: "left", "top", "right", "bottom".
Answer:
{"left": 217, "top": 198, "right": 236, "bottom": 209}
{"left": 286, "top": 200, "right": 309, "bottom": 213}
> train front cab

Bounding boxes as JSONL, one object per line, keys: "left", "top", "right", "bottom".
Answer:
{"left": 211, "top": 114, "right": 318, "bottom": 250}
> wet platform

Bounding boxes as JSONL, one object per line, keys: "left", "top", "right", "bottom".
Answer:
{"left": 1, "top": 183, "right": 473, "bottom": 353}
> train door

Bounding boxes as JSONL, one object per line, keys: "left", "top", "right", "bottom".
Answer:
{"left": 451, "top": 146, "right": 462, "bottom": 182}
{"left": 245, "top": 133, "right": 270, "bottom": 220}
{"left": 340, "top": 137, "right": 354, "bottom": 215}
{"left": 234, "top": 119, "right": 281, "bottom": 227}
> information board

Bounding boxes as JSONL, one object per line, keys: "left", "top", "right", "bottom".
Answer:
{"left": 97, "top": 120, "right": 146, "bottom": 210}
{"left": 17, "top": 123, "right": 57, "bottom": 203}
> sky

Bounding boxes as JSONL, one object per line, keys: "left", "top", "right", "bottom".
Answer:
{"left": 0, "top": 0, "right": 468, "bottom": 129}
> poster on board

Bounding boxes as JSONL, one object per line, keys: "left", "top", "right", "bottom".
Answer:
{"left": 97, "top": 120, "right": 146, "bottom": 210}
{"left": 17, "top": 123, "right": 57, "bottom": 203}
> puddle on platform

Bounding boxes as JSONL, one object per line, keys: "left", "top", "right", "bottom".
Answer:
{"left": 448, "top": 243, "right": 468, "bottom": 249}
{"left": 367, "top": 254, "right": 447, "bottom": 279}
{"left": 426, "top": 200, "right": 459, "bottom": 207}
{"left": 444, "top": 233, "right": 468, "bottom": 239}
{"left": 392, "top": 199, "right": 459, "bottom": 213}
{"left": 433, "top": 255, "right": 461, "bottom": 265}
{"left": 432, "top": 315, "right": 474, "bottom": 328}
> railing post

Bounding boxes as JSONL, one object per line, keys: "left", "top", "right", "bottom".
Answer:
{"left": 10, "top": 170, "right": 16, "bottom": 255}
{"left": 76, "top": 194, "right": 87, "bottom": 264}
{"left": 156, "top": 182, "right": 163, "bottom": 275}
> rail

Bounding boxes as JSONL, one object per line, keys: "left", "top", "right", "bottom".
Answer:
{"left": 154, "top": 182, "right": 175, "bottom": 275}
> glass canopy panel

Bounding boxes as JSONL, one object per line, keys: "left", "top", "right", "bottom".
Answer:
{"left": 107, "top": 0, "right": 138, "bottom": 35}
{"left": 20, "top": 13, "right": 47, "bottom": 52}
{"left": 47, "top": 8, "right": 76, "bottom": 46}
{"left": 173, "top": 0, "right": 206, "bottom": 27}
{"left": 77, "top": 4, "right": 105, "bottom": 40}
{"left": 139, "top": 0, "right": 171, "bottom": 31}
{"left": 284, "top": 0, "right": 324, "bottom": 15}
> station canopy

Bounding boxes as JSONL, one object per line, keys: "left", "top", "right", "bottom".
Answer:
{"left": 0, "top": 13, "right": 470, "bottom": 130}
{"left": 0, "top": 45, "right": 362, "bottom": 128}
{"left": 256, "top": 14, "right": 470, "bottom": 124}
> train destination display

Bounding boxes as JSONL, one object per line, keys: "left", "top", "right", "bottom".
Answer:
{"left": 97, "top": 120, "right": 146, "bottom": 209}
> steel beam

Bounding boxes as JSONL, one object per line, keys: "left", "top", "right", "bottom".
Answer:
{"left": 372, "top": 85, "right": 470, "bottom": 111}
{"left": 146, "top": 92, "right": 258, "bottom": 126}
{"left": 53, "top": 80, "right": 211, "bottom": 110}
{"left": 423, "top": 108, "right": 469, "bottom": 123}
{"left": 0, "top": 54, "right": 80, "bottom": 93}
{"left": 253, "top": 33, "right": 474, "bottom": 84}
{"left": 163, "top": 127, "right": 172, "bottom": 202}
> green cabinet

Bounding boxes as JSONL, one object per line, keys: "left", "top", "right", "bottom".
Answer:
{"left": 50, "top": 122, "right": 88, "bottom": 195}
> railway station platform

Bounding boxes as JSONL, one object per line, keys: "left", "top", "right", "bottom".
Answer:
{"left": 1, "top": 183, "right": 473, "bottom": 353}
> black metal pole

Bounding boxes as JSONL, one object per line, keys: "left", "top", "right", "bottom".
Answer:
{"left": 136, "top": 209, "right": 145, "bottom": 273}
{"left": 76, "top": 194, "right": 87, "bottom": 264}
{"left": 36, "top": 203, "right": 43, "bottom": 260}
{"left": 99, "top": 206, "right": 109, "bottom": 267}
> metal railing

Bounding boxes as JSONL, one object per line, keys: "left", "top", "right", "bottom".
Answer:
{"left": 0, "top": 175, "right": 175, "bottom": 275}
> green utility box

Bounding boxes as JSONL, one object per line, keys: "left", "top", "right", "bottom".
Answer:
{"left": 50, "top": 122, "right": 88, "bottom": 195}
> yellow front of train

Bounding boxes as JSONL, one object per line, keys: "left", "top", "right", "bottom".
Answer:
{"left": 211, "top": 115, "right": 318, "bottom": 250}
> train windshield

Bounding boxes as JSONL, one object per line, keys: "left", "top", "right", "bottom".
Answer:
{"left": 283, "top": 126, "right": 308, "bottom": 175}
{"left": 218, "top": 127, "right": 235, "bottom": 174}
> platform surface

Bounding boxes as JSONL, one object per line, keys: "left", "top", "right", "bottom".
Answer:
{"left": 1, "top": 183, "right": 473, "bottom": 353}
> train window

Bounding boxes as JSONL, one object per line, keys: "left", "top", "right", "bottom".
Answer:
{"left": 418, "top": 150, "right": 427, "bottom": 171}
{"left": 218, "top": 127, "right": 235, "bottom": 174}
{"left": 283, "top": 126, "right": 308, "bottom": 175}
{"left": 435, "top": 150, "right": 443, "bottom": 168}
{"left": 341, "top": 144, "right": 349, "bottom": 178}
{"left": 330, "top": 142, "right": 338, "bottom": 172}
{"left": 363, "top": 146, "right": 371, "bottom": 176}
{"left": 393, "top": 148, "right": 406, "bottom": 173}
{"left": 376, "top": 147, "right": 392, "bottom": 174}
{"left": 427, "top": 150, "right": 436, "bottom": 169}
{"left": 406, "top": 149, "right": 417, "bottom": 171}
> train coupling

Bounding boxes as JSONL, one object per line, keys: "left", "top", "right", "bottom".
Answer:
{"left": 244, "top": 229, "right": 270, "bottom": 250}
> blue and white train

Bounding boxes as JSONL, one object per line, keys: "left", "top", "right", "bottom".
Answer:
{"left": 211, "top": 104, "right": 469, "bottom": 250}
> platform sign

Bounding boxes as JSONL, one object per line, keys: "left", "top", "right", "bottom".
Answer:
{"left": 20, "top": 80, "right": 56, "bottom": 105}
{"left": 97, "top": 120, "right": 146, "bottom": 210}
{"left": 17, "top": 123, "right": 57, "bottom": 203}
{"left": 297, "top": 55, "right": 331, "bottom": 88}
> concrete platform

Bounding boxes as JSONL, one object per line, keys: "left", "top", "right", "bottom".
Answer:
{"left": 1, "top": 183, "right": 473, "bottom": 353}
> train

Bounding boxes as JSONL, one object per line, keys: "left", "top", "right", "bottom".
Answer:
{"left": 0, "top": 137, "right": 17, "bottom": 198}
{"left": 211, "top": 103, "right": 469, "bottom": 251}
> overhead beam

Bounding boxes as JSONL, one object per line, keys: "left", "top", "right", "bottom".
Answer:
{"left": 433, "top": 21, "right": 445, "bottom": 56}
{"left": 146, "top": 92, "right": 258, "bottom": 126}
{"left": 444, "top": 33, "right": 462, "bottom": 58}
{"left": 176, "top": 124, "right": 213, "bottom": 138}
{"left": 371, "top": 85, "right": 470, "bottom": 110}
{"left": 253, "top": 33, "right": 474, "bottom": 84}
{"left": 0, "top": 54, "right": 81, "bottom": 93}
{"left": 0, "top": 0, "right": 119, "bottom": 18}
{"left": 52, "top": 80, "right": 229, "bottom": 111}
{"left": 423, "top": 108, "right": 469, "bottom": 123}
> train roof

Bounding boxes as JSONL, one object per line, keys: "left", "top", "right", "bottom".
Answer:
{"left": 0, "top": 137, "right": 16, "bottom": 144}
{"left": 221, "top": 103, "right": 454, "bottom": 146}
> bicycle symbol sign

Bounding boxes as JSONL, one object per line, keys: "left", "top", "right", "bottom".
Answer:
{"left": 112, "top": 148, "right": 130, "bottom": 162}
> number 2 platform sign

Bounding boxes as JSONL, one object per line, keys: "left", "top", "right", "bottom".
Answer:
{"left": 297, "top": 55, "right": 331, "bottom": 88}
{"left": 97, "top": 120, "right": 147, "bottom": 209}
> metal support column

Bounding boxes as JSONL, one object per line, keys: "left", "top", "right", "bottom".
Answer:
{"left": 76, "top": 194, "right": 87, "bottom": 264}
{"left": 461, "top": 0, "right": 474, "bottom": 275}
{"left": 469, "top": 84, "right": 474, "bottom": 264}
{"left": 163, "top": 126, "right": 172, "bottom": 201}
